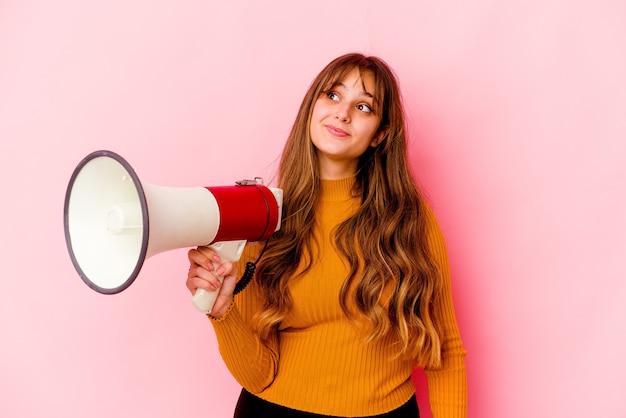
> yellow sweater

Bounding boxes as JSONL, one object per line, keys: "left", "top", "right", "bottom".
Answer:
{"left": 211, "top": 177, "right": 467, "bottom": 417}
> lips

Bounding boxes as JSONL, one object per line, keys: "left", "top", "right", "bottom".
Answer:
{"left": 325, "top": 125, "right": 349, "bottom": 138}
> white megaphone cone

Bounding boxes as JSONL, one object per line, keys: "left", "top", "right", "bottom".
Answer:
{"left": 63, "top": 150, "right": 282, "bottom": 314}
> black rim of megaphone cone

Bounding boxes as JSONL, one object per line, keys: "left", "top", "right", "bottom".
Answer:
{"left": 63, "top": 150, "right": 149, "bottom": 294}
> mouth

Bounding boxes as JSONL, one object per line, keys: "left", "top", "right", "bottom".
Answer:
{"left": 325, "top": 125, "right": 349, "bottom": 138}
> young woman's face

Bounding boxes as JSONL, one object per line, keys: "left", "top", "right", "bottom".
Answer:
{"left": 310, "top": 68, "right": 384, "bottom": 179}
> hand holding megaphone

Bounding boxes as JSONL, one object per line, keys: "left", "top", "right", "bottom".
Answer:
{"left": 189, "top": 240, "right": 246, "bottom": 314}
{"left": 63, "top": 150, "right": 282, "bottom": 314}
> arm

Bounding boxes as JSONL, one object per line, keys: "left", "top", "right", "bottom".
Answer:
{"left": 187, "top": 245, "right": 279, "bottom": 392}
{"left": 422, "top": 205, "right": 468, "bottom": 418}
{"left": 210, "top": 282, "right": 279, "bottom": 392}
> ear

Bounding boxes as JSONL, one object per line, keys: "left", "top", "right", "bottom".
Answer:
{"left": 370, "top": 126, "right": 389, "bottom": 147}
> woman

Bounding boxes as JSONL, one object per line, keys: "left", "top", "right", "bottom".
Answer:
{"left": 187, "top": 53, "right": 467, "bottom": 417}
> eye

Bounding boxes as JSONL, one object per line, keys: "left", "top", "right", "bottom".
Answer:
{"left": 356, "top": 103, "right": 373, "bottom": 113}
{"left": 326, "top": 91, "right": 340, "bottom": 101}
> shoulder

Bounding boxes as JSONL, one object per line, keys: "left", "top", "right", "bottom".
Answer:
{"left": 419, "top": 198, "right": 450, "bottom": 260}
{"left": 420, "top": 198, "right": 442, "bottom": 232}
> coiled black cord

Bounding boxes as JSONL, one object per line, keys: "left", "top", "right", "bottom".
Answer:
{"left": 233, "top": 239, "right": 269, "bottom": 295}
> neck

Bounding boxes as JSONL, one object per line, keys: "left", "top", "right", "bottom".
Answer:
{"left": 320, "top": 176, "right": 356, "bottom": 201}
{"left": 317, "top": 157, "right": 357, "bottom": 180}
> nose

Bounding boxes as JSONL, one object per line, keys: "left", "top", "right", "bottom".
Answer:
{"left": 335, "top": 103, "right": 350, "bottom": 123}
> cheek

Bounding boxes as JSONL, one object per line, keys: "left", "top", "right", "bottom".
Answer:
{"left": 362, "top": 119, "right": 382, "bottom": 141}
{"left": 310, "top": 100, "right": 327, "bottom": 122}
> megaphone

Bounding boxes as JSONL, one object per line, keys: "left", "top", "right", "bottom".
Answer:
{"left": 63, "top": 150, "right": 282, "bottom": 314}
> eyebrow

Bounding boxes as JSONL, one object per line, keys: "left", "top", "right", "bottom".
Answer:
{"left": 330, "top": 81, "right": 374, "bottom": 99}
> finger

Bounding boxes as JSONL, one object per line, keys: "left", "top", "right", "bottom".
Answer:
{"left": 187, "top": 275, "right": 221, "bottom": 295}
{"left": 196, "top": 246, "right": 222, "bottom": 265}
{"left": 187, "top": 273, "right": 222, "bottom": 294}
{"left": 213, "top": 260, "right": 236, "bottom": 277}
{"left": 188, "top": 263, "right": 224, "bottom": 289}
{"left": 187, "top": 247, "right": 221, "bottom": 270}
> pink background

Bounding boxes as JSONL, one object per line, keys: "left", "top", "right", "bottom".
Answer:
{"left": 1, "top": 1, "right": 625, "bottom": 417}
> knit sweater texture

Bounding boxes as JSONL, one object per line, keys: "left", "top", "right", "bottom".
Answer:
{"left": 211, "top": 177, "right": 467, "bottom": 417}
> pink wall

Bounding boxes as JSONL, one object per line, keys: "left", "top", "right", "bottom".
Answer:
{"left": 1, "top": 1, "right": 625, "bottom": 417}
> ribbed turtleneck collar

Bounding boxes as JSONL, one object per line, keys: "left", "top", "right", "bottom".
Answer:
{"left": 320, "top": 176, "right": 357, "bottom": 202}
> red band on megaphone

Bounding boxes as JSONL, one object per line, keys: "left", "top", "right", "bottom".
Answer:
{"left": 207, "top": 184, "right": 279, "bottom": 243}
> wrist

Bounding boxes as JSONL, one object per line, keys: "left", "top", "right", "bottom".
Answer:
{"left": 207, "top": 299, "right": 234, "bottom": 321}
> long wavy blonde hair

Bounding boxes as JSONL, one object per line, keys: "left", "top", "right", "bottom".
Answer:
{"left": 254, "top": 53, "right": 443, "bottom": 368}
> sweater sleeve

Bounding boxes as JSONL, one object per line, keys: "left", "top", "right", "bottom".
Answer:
{"left": 208, "top": 246, "right": 280, "bottom": 393}
{"left": 422, "top": 204, "right": 468, "bottom": 418}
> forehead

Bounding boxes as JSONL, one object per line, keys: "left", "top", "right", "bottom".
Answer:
{"left": 327, "top": 67, "right": 378, "bottom": 96}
